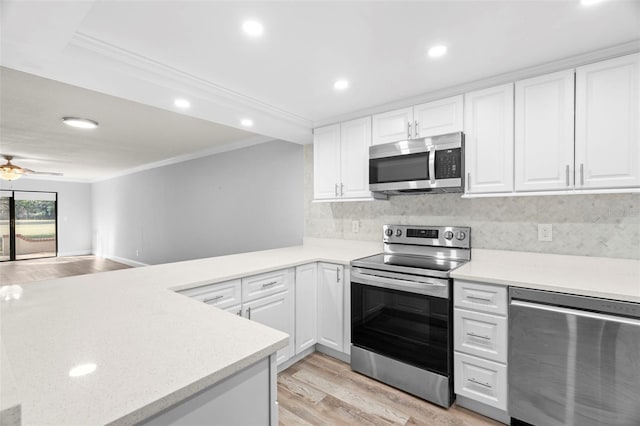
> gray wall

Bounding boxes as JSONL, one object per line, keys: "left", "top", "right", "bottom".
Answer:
{"left": 93, "top": 140, "right": 304, "bottom": 265}
{"left": 0, "top": 178, "right": 93, "bottom": 255}
{"left": 304, "top": 146, "right": 640, "bottom": 259}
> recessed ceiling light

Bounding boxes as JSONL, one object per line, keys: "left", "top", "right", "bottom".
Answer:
{"left": 69, "top": 363, "right": 97, "bottom": 377}
{"left": 334, "top": 80, "right": 349, "bottom": 90}
{"left": 174, "top": 98, "right": 191, "bottom": 109}
{"left": 62, "top": 117, "right": 99, "bottom": 129}
{"left": 242, "top": 20, "right": 264, "bottom": 37}
{"left": 428, "top": 45, "right": 448, "bottom": 58}
{"left": 241, "top": 119, "right": 254, "bottom": 127}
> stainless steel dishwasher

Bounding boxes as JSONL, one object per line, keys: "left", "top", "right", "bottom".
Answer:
{"left": 509, "top": 288, "right": 640, "bottom": 426}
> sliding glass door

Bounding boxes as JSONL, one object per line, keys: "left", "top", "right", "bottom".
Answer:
{"left": 0, "top": 191, "right": 57, "bottom": 261}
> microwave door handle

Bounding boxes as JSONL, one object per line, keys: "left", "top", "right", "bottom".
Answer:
{"left": 428, "top": 145, "right": 436, "bottom": 185}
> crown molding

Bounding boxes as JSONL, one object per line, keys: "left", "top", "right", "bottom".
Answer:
{"left": 92, "top": 135, "right": 274, "bottom": 183}
{"left": 69, "top": 32, "right": 312, "bottom": 129}
{"left": 314, "top": 40, "right": 640, "bottom": 128}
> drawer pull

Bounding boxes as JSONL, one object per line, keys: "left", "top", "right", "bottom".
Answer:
{"left": 469, "top": 378, "right": 492, "bottom": 388}
{"left": 467, "top": 332, "right": 491, "bottom": 340}
{"left": 203, "top": 295, "right": 224, "bottom": 303}
{"left": 467, "top": 295, "right": 492, "bottom": 302}
{"left": 262, "top": 281, "right": 279, "bottom": 288}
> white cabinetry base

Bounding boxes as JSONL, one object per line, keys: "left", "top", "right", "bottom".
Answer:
{"left": 456, "top": 394, "right": 510, "bottom": 424}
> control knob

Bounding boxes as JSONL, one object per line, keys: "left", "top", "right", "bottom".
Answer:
{"left": 456, "top": 231, "right": 466, "bottom": 240}
{"left": 396, "top": 229, "right": 403, "bottom": 237}
{"left": 385, "top": 228, "right": 393, "bottom": 237}
{"left": 444, "top": 231, "right": 454, "bottom": 240}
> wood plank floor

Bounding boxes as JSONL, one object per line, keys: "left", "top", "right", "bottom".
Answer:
{"left": 278, "top": 352, "right": 503, "bottom": 426}
{"left": 0, "top": 255, "right": 130, "bottom": 285}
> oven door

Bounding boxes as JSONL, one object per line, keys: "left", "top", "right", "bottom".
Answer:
{"left": 351, "top": 267, "right": 451, "bottom": 376}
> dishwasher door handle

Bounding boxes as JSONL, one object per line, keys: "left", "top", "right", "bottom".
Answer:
{"left": 511, "top": 300, "right": 640, "bottom": 326}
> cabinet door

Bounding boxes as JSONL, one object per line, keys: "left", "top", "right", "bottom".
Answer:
{"left": 413, "top": 95, "right": 464, "bottom": 138}
{"left": 575, "top": 53, "right": 640, "bottom": 189}
{"left": 515, "top": 70, "right": 575, "bottom": 192}
{"left": 295, "top": 263, "right": 317, "bottom": 354}
{"left": 313, "top": 124, "right": 341, "bottom": 200}
{"left": 244, "top": 291, "right": 294, "bottom": 365}
{"left": 372, "top": 107, "right": 413, "bottom": 145}
{"left": 317, "top": 262, "right": 344, "bottom": 352}
{"left": 340, "top": 117, "right": 372, "bottom": 199}
{"left": 464, "top": 83, "right": 515, "bottom": 194}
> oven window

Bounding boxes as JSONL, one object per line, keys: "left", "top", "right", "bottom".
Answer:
{"left": 351, "top": 282, "right": 450, "bottom": 375}
{"left": 369, "top": 152, "right": 429, "bottom": 184}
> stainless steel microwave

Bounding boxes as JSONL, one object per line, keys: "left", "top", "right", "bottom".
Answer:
{"left": 369, "top": 132, "right": 464, "bottom": 195}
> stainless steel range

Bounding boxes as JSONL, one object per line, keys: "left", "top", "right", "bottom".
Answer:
{"left": 350, "top": 224, "right": 471, "bottom": 408}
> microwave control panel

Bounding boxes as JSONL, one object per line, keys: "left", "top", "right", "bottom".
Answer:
{"left": 435, "top": 148, "right": 462, "bottom": 179}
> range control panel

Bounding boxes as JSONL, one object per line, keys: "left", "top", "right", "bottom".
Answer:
{"left": 383, "top": 224, "right": 470, "bottom": 249}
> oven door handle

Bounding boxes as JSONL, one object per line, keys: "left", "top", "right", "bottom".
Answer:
{"left": 351, "top": 270, "right": 449, "bottom": 299}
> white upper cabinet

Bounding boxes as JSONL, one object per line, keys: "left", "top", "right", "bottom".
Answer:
{"left": 372, "top": 96, "right": 464, "bottom": 146}
{"left": 465, "top": 83, "right": 515, "bottom": 194}
{"left": 313, "top": 118, "right": 372, "bottom": 201}
{"left": 341, "top": 117, "right": 372, "bottom": 198}
{"left": 372, "top": 107, "right": 413, "bottom": 145}
{"left": 575, "top": 53, "right": 640, "bottom": 189}
{"left": 413, "top": 95, "right": 464, "bottom": 138}
{"left": 515, "top": 70, "right": 575, "bottom": 192}
{"left": 313, "top": 124, "right": 341, "bottom": 200}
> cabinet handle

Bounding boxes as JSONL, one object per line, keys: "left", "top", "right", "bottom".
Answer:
{"left": 565, "top": 165, "right": 570, "bottom": 187}
{"left": 262, "top": 281, "right": 278, "bottom": 288}
{"left": 237, "top": 309, "right": 242, "bottom": 316}
{"left": 335, "top": 183, "right": 338, "bottom": 197}
{"left": 247, "top": 307, "right": 251, "bottom": 320}
{"left": 203, "top": 295, "right": 224, "bottom": 303}
{"left": 414, "top": 120, "right": 419, "bottom": 138}
{"left": 467, "top": 295, "right": 492, "bottom": 302}
{"left": 467, "top": 173, "right": 471, "bottom": 191}
{"left": 407, "top": 122, "right": 411, "bottom": 139}
{"left": 580, "top": 163, "right": 584, "bottom": 186}
{"left": 467, "top": 332, "right": 491, "bottom": 340}
{"left": 336, "top": 267, "right": 340, "bottom": 283}
{"left": 469, "top": 378, "right": 492, "bottom": 388}
{"left": 340, "top": 183, "right": 344, "bottom": 196}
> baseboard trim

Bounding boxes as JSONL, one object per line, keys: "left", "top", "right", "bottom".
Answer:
{"left": 103, "top": 255, "right": 148, "bottom": 268}
{"left": 315, "top": 344, "right": 350, "bottom": 363}
{"left": 278, "top": 346, "right": 316, "bottom": 372}
{"left": 58, "top": 250, "right": 93, "bottom": 257}
{"left": 455, "top": 395, "right": 510, "bottom": 424}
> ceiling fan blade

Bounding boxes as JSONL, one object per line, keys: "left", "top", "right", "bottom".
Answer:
{"left": 24, "top": 170, "right": 64, "bottom": 176}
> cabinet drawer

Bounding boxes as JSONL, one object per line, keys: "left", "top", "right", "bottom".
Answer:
{"left": 178, "top": 279, "right": 242, "bottom": 310}
{"left": 454, "top": 280, "right": 507, "bottom": 315}
{"left": 242, "top": 269, "right": 291, "bottom": 302}
{"left": 454, "top": 308, "right": 507, "bottom": 363}
{"left": 454, "top": 352, "right": 507, "bottom": 411}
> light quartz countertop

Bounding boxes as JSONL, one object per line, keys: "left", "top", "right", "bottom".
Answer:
{"left": 2, "top": 239, "right": 639, "bottom": 426}
{"left": 452, "top": 249, "right": 640, "bottom": 303}
{"left": 0, "top": 238, "right": 382, "bottom": 426}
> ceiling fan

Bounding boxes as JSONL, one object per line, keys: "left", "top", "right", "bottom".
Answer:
{"left": 0, "top": 155, "right": 63, "bottom": 181}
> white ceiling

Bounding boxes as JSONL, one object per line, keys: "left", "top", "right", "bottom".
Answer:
{"left": 1, "top": 1, "right": 639, "bottom": 179}
{"left": 0, "top": 67, "right": 259, "bottom": 180}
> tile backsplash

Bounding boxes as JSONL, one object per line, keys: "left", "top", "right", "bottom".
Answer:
{"left": 304, "top": 145, "right": 640, "bottom": 259}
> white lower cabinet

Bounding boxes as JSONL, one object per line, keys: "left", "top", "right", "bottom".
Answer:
{"left": 454, "top": 280, "right": 509, "bottom": 421}
{"left": 243, "top": 290, "right": 294, "bottom": 365}
{"left": 454, "top": 352, "right": 507, "bottom": 411}
{"left": 295, "top": 263, "right": 317, "bottom": 354}
{"left": 317, "top": 262, "right": 344, "bottom": 352}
